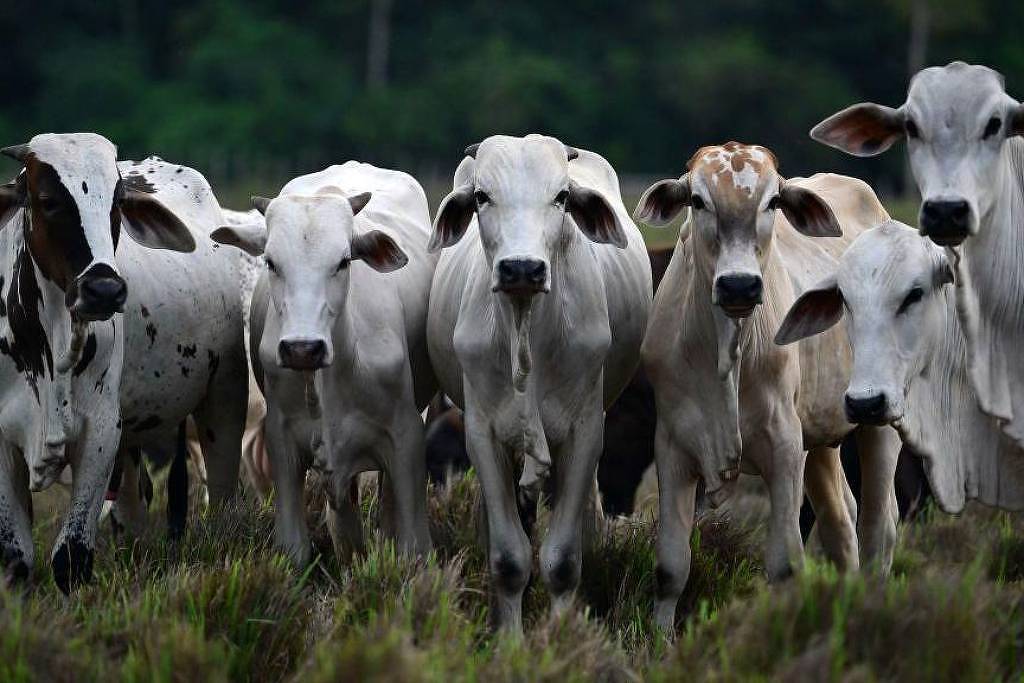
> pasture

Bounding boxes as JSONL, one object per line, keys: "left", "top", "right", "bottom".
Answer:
{"left": 4, "top": 468, "right": 1022, "bottom": 682}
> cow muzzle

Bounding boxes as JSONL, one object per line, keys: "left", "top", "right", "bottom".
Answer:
{"left": 920, "top": 198, "right": 972, "bottom": 246}
{"left": 713, "top": 273, "right": 763, "bottom": 318}
{"left": 278, "top": 338, "right": 329, "bottom": 371}
{"left": 494, "top": 257, "right": 548, "bottom": 296}
{"left": 67, "top": 264, "right": 127, "bottom": 321}
{"left": 844, "top": 391, "right": 891, "bottom": 425}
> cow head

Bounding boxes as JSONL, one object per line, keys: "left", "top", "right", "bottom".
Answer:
{"left": 776, "top": 222, "right": 953, "bottom": 424}
{"left": 812, "top": 62, "right": 1024, "bottom": 247}
{"left": 429, "top": 134, "right": 627, "bottom": 300}
{"left": 211, "top": 190, "right": 407, "bottom": 371}
{"left": 0, "top": 133, "right": 195, "bottom": 321}
{"left": 635, "top": 142, "right": 841, "bottom": 319}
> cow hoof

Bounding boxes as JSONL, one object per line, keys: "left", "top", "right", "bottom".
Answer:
{"left": 1, "top": 547, "right": 30, "bottom": 587}
{"left": 52, "top": 539, "right": 94, "bottom": 594}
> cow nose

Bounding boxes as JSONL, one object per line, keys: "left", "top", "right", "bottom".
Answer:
{"left": 496, "top": 258, "right": 547, "bottom": 294}
{"left": 714, "top": 273, "right": 763, "bottom": 317}
{"left": 73, "top": 274, "right": 128, "bottom": 320}
{"left": 920, "top": 199, "right": 970, "bottom": 246}
{"left": 844, "top": 392, "right": 889, "bottom": 425}
{"left": 278, "top": 339, "right": 328, "bottom": 370}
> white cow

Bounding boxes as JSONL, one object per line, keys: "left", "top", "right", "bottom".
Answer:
{"left": 428, "top": 134, "right": 652, "bottom": 632}
{"left": 0, "top": 134, "right": 247, "bottom": 591}
{"left": 212, "top": 162, "right": 437, "bottom": 567}
{"left": 777, "top": 221, "right": 1024, "bottom": 510}
{"left": 635, "top": 142, "right": 900, "bottom": 632}
{"left": 811, "top": 62, "right": 1024, "bottom": 472}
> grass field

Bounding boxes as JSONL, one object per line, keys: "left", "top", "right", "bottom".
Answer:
{"left": 2, "top": 467, "right": 1022, "bottom": 682}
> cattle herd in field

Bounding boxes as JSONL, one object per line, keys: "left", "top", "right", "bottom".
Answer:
{"left": 0, "top": 60, "right": 1021, "bottom": 635}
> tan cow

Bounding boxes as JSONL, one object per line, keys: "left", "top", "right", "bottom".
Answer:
{"left": 635, "top": 143, "right": 900, "bottom": 632}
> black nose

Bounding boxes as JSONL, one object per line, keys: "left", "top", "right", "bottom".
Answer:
{"left": 496, "top": 258, "right": 547, "bottom": 293}
{"left": 920, "top": 200, "right": 970, "bottom": 246}
{"left": 715, "top": 273, "right": 763, "bottom": 316}
{"left": 73, "top": 273, "right": 127, "bottom": 320}
{"left": 278, "top": 339, "right": 328, "bottom": 370}
{"left": 845, "top": 393, "right": 888, "bottom": 425}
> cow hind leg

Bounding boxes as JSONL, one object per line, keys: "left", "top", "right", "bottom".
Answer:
{"left": 652, "top": 425, "right": 698, "bottom": 634}
{"left": 0, "top": 444, "right": 33, "bottom": 585}
{"left": 326, "top": 476, "right": 364, "bottom": 562}
{"left": 192, "top": 344, "right": 248, "bottom": 504}
{"left": 804, "top": 446, "right": 859, "bottom": 572}
{"left": 167, "top": 421, "right": 189, "bottom": 541}
{"left": 110, "top": 448, "right": 151, "bottom": 537}
{"left": 853, "top": 425, "right": 899, "bottom": 573}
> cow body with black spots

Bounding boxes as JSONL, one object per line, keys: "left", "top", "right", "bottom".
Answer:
{"left": 0, "top": 133, "right": 247, "bottom": 591}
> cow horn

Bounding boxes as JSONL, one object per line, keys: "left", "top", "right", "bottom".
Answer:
{"left": 565, "top": 145, "right": 579, "bottom": 161}
{"left": 464, "top": 143, "right": 480, "bottom": 158}
{"left": 1, "top": 144, "right": 30, "bottom": 163}
{"left": 251, "top": 196, "right": 272, "bottom": 215}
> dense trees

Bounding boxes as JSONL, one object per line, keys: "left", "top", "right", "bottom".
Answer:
{"left": 0, "top": 0, "right": 1019, "bottom": 194}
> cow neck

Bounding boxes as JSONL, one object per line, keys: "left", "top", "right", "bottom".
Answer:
{"left": 951, "top": 137, "right": 1024, "bottom": 445}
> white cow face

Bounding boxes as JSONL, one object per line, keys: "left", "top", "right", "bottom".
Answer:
{"left": 635, "top": 142, "right": 841, "bottom": 318}
{"left": 429, "top": 134, "right": 627, "bottom": 299}
{"left": 212, "top": 191, "right": 407, "bottom": 370}
{"left": 776, "top": 223, "right": 953, "bottom": 424}
{"left": 0, "top": 133, "right": 195, "bottom": 321}
{"left": 812, "top": 61, "right": 1024, "bottom": 246}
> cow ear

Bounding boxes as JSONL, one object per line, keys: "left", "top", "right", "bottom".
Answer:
{"left": 251, "top": 196, "right": 272, "bottom": 215}
{"left": 1010, "top": 102, "right": 1024, "bottom": 137}
{"left": 120, "top": 189, "right": 196, "bottom": 252}
{"left": 211, "top": 222, "right": 267, "bottom": 257}
{"left": 348, "top": 191, "right": 372, "bottom": 216}
{"left": 810, "top": 103, "right": 905, "bottom": 157}
{"left": 778, "top": 181, "right": 842, "bottom": 237}
{"left": 351, "top": 230, "right": 408, "bottom": 273}
{"left": 775, "top": 275, "right": 844, "bottom": 345}
{"left": 634, "top": 176, "right": 691, "bottom": 227}
{"left": 568, "top": 180, "right": 628, "bottom": 248}
{"left": 429, "top": 184, "right": 475, "bottom": 252}
{"left": 0, "top": 176, "right": 26, "bottom": 229}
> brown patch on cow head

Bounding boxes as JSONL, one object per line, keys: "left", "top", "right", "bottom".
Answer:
{"left": 686, "top": 142, "right": 780, "bottom": 219}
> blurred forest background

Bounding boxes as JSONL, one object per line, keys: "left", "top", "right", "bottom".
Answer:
{"left": 0, "top": 0, "right": 1021, "bottom": 207}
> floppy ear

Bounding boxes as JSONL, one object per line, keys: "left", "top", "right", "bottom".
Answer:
{"left": 778, "top": 181, "right": 842, "bottom": 237}
{"left": 351, "top": 230, "right": 408, "bottom": 273}
{"left": 120, "top": 189, "right": 196, "bottom": 252}
{"left": 0, "top": 176, "right": 26, "bottom": 229}
{"left": 429, "top": 184, "right": 475, "bottom": 252}
{"left": 775, "top": 275, "right": 844, "bottom": 345}
{"left": 1010, "top": 102, "right": 1024, "bottom": 137}
{"left": 567, "top": 180, "right": 628, "bottom": 248}
{"left": 251, "top": 196, "right": 272, "bottom": 215}
{"left": 810, "top": 103, "right": 905, "bottom": 157}
{"left": 634, "top": 176, "right": 690, "bottom": 227}
{"left": 1, "top": 144, "right": 30, "bottom": 164}
{"left": 348, "top": 191, "right": 372, "bottom": 215}
{"left": 211, "top": 222, "right": 267, "bottom": 257}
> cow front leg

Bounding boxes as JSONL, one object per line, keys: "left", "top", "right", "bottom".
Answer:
{"left": 853, "top": 425, "right": 899, "bottom": 573}
{"left": 652, "top": 423, "right": 699, "bottom": 633}
{"left": 804, "top": 445, "right": 859, "bottom": 572}
{"left": 0, "top": 442, "right": 33, "bottom": 585}
{"left": 53, "top": 425, "right": 120, "bottom": 594}
{"left": 383, "top": 406, "right": 432, "bottom": 556}
{"left": 109, "top": 447, "right": 151, "bottom": 537}
{"left": 760, "top": 437, "right": 806, "bottom": 582}
{"left": 192, "top": 341, "right": 248, "bottom": 504}
{"left": 326, "top": 475, "right": 363, "bottom": 562}
{"left": 267, "top": 413, "right": 312, "bottom": 568}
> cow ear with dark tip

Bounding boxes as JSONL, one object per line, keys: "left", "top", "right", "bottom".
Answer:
{"left": 1011, "top": 102, "right": 1024, "bottom": 137}
{"left": 564, "top": 145, "right": 580, "bottom": 161}
{"left": 1, "top": 143, "right": 31, "bottom": 164}
{"left": 810, "top": 103, "right": 905, "bottom": 157}
{"left": 775, "top": 275, "right": 844, "bottom": 345}
{"left": 567, "top": 180, "right": 628, "bottom": 248}
{"left": 211, "top": 222, "right": 267, "bottom": 257}
{"left": 251, "top": 196, "right": 272, "bottom": 215}
{"left": 351, "top": 230, "right": 408, "bottom": 273}
{"left": 778, "top": 181, "right": 842, "bottom": 237}
{"left": 120, "top": 189, "right": 196, "bottom": 252}
{"left": 429, "top": 184, "right": 475, "bottom": 252}
{"left": 348, "top": 191, "right": 372, "bottom": 216}
{"left": 464, "top": 143, "right": 480, "bottom": 158}
{"left": 0, "top": 177, "right": 26, "bottom": 229}
{"left": 634, "top": 176, "right": 690, "bottom": 227}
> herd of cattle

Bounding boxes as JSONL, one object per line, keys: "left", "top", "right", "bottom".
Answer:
{"left": 0, "top": 61, "right": 1022, "bottom": 634}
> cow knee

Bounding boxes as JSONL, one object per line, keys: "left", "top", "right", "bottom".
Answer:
{"left": 541, "top": 545, "right": 580, "bottom": 597}
{"left": 491, "top": 546, "right": 531, "bottom": 596}
{"left": 51, "top": 537, "right": 94, "bottom": 594}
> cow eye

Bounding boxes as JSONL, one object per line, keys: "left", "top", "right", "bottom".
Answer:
{"left": 266, "top": 258, "right": 278, "bottom": 274}
{"left": 767, "top": 195, "right": 781, "bottom": 211}
{"left": 982, "top": 116, "right": 1002, "bottom": 140}
{"left": 335, "top": 258, "right": 350, "bottom": 274}
{"left": 690, "top": 195, "right": 706, "bottom": 211}
{"left": 897, "top": 286, "right": 924, "bottom": 314}
{"left": 905, "top": 119, "right": 920, "bottom": 139}
{"left": 474, "top": 190, "right": 490, "bottom": 207}
{"left": 554, "top": 188, "right": 569, "bottom": 207}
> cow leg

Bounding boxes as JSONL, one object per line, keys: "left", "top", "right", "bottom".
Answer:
{"left": 652, "top": 423, "right": 698, "bottom": 633}
{"left": 0, "top": 443, "right": 33, "bottom": 585}
{"left": 167, "top": 421, "right": 189, "bottom": 541}
{"left": 110, "top": 447, "right": 150, "bottom": 537}
{"left": 267, "top": 413, "right": 312, "bottom": 568}
{"left": 804, "top": 446, "right": 859, "bottom": 572}
{"left": 853, "top": 425, "right": 899, "bottom": 573}
{"left": 540, "top": 402, "right": 603, "bottom": 615}
{"left": 383, "top": 406, "right": 432, "bottom": 555}
{"left": 192, "top": 344, "right": 247, "bottom": 504}
{"left": 750, "top": 421, "right": 806, "bottom": 583}
{"left": 326, "top": 476, "right": 363, "bottom": 562}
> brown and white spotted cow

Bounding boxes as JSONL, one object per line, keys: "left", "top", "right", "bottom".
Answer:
{"left": 0, "top": 134, "right": 247, "bottom": 591}
{"left": 635, "top": 142, "right": 901, "bottom": 632}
